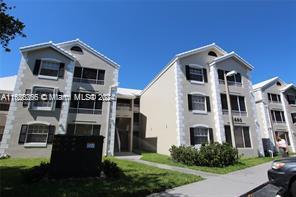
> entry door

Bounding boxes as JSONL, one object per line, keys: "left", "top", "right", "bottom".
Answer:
{"left": 119, "top": 129, "right": 129, "bottom": 151}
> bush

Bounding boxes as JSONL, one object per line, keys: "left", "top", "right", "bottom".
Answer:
{"left": 23, "top": 162, "right": 50, "bottom": 183}
{"left": 169, "top": 143, "right": 238, "bottom": 167}
{"left": 101, "top": 160, "right": 123, "bottom": 178}
{"left": 0, "top": 153, "right": 10, "bottom": 159}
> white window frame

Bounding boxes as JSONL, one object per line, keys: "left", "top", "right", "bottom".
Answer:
{"left": 192, "top": 126, "right": 210, "bottom": 146}
{"left": 234, "top": 126, "right": 253, "bottom": 149}
{"left": 188, "top": 64, "right": 204, "bottom": 84}
{"left": 218, "top": 69, "right": 242, "bottom": 87}
{"left": 190, "top": 92, "right": 207, "bottom": 114}
{"left": 38, "top": 58, "right": 61, "bottom": 80}
{"left": 268, "top": 93, "right": 281, "bottom": 103}
{"left": 24, "top": 122, "right": 50, "bottom": 147}
{"left": 271, "top": 110, "right": 286, "bottom": 124}
{"left": 30, "top": 86, "right": 57, "bottom": 111}
{"left": 69, "top": 92, "right": 103, "bottom": 114}
{"left": 286, "top": 94, "right": 296, "bottom": 105}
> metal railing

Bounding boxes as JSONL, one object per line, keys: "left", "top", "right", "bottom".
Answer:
{"left": 69, "top": 108, "right": 102, "bottom": 114}
{"left": 222, "top": 109, "right": 247, "bottom": 116}
{"left": 219, "top": 79, "right": 242, "bottom": 87}
{"left": 73, "top": 77, "right": 104, "bottom": 85}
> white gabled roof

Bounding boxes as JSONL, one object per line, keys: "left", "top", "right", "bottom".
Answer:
{"left": 252, "top": 77, "right": 280, "bottom": 90}
{"left": 280, "top": 83, "right": 296, "bottom": 92}
{"left": 20, "top": 41, "right": 76, "bottom": 60}
{"left": 117, "top": 88, "right": 141, "bottom": 98}
{"left": 0, "top": 75, "right": 17, "bottom": 92}
{"left": 57, "top": 39, "right": 120, "bottom": 69}
{"left": 209, "top": 51, "right": 254, "bottom": 70}
{"left": 142, "top": 43, "right": 228, "bottom": 94}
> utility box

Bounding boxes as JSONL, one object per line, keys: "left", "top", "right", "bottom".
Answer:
{"left": 49, "top": 135, "right": 104, "bottom": 178}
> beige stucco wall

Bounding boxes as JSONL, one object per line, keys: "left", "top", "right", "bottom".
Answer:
{"left": 140, "top": 62, "right": 178, "bottom": 155}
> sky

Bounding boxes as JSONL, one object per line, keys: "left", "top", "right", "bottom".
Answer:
{"left": 0, "top": 0, "right": 295, "bottom": 89}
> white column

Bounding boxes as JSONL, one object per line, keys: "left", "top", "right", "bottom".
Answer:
{"left": 280, "top": 92, "right": 295, "bottom": 152}
{"left": 57, "top": 61, "right": 75, "bottom": 135}
{"left": 174, "top": 61, "right": 185, "bottom": 145}
{"left": 209, "top": 64, "right": 225, "bottom": 143}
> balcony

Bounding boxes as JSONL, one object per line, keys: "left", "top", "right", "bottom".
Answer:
{"left": 116, "top": 103, "right": 132, "bottom": 111}
{"left": 219, "top": 79, "right": 242, "bottom": 87}
{"left": 222, "top": 109, "right": 247, "bottom": 116}
{"left": 69, "top": 108, "right": 102, "bottom": 114}
{"left": 73, "top": 77, "right": 104, "bottom": 85}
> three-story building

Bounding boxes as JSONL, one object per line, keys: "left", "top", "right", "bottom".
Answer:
{"left": 140, "top": 43, "right": 264, "bottom": 156}
{"left": 253, "top": 77, "right": 296, "bottom": 154}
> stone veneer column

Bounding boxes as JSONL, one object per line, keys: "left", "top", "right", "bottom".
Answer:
{"left": 0, "top": 54, "right": 28, "bottom": 154}
{"left": 57, "top": 61, "right": 75, "bottom": 134}
{"left": 209, "top": 64, "right": 225, "bottom": 143}
{"left": 174, "top": 60, "right": 185, "bottom": 145}
{"left": 106, "top": 69, "right": 119, "bottom": 156}
{"left": 246, "top": 72, "right": 264, "bottom": 156}
{"left": 280, "top": 92, "right": 296, "bottom": 152}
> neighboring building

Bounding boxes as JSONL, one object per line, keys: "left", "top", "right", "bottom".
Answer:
{"left": 253, "top": 77, "right": 296, "bottom": 155}
{"left": 0, "top": 76, "right": 17, "bottom": 142}
{"left": 140, "top": 43, "right": 264, "bottom": 156}
{"left": 0, "top": 39, "right": 120, "bottom": 157}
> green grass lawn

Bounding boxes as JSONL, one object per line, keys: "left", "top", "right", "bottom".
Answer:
{"left": 141, "top": 153, "right": 277, "bottom": 174}
{"left": 0, "top": 157, "right": 202, "bottom": 197}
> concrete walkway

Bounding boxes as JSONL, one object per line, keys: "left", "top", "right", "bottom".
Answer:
{"left": 116, "top": 154, "right": 272, "bottom": 197}
{"left": 151, "top": 162, "right": 272, "bottom": 197}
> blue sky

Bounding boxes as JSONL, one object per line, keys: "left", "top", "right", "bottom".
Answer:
{"left": 0, "top": 0, "right": 295, "bottom": 89}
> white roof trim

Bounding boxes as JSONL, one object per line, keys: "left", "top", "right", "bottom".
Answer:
{"left": 117, "top": 88, "right": 142, "bottom": 98}
{"left": 142, "top": 43, "right": 227, "bottom": 95}
{"left": 280, "top": 83, "right": 296, "bottom": 92}
{"left": 57, "top": 39, "right": 120, "bottom": 69}
{"left": 190, "top": 124, "right": 209, "bottom": 128}
{"left": 20, "top": 41, "right": 76, "bottom": 60}
{"left": 176, "top": 43, "right": 227, "bottom": 58}
{"left": 209, "top": 51, "right": 254, "bottom": 70}
{"left": 252, "top": 77, "right": 288, "bottom": 90}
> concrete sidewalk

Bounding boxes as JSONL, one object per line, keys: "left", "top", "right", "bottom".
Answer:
{"left": 115, "top": 154, "right": 217, "bottom": 179}
{"left": 116, "top": 154, "right": 272, "bottom": 197}
{"left": 150, "top": 162, "right": 272, "bottom": 197}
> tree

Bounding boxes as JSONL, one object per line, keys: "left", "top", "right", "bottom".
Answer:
{"left": 0, "top": 0, "right": 26, "bottom": 52}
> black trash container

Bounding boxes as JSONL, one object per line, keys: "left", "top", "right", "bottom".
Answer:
{"left": 49, "top": 135, "right": 104, "bottom": 178}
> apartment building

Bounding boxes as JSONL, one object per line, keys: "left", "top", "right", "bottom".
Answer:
{"left": 253, "top": 77, "right": 296, "bottom": 154}
{"left": 140, "top": 43, "right": 264, "bottom": 156}
{"left": 0, "top": 39, "right": 119, "bottom": 157}
{"left": 0, "top": 76, "right": 17, "bottom": 142}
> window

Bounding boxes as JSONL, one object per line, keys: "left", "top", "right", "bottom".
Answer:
{"left": 26, "top": 124, "right": 49, "bottom": 143}
{"left": 291, "top": 113, "right": 296, "bottom": 124}
{"left": 220, "top": 94, "right": 246, "bottom": 116}
{"left": 69, "top": 92, "right": 103, "bottom": 114}
{"left": 275, "top": 131, "right": 290, "bottom": 145}
{"left": 208, "top": 51, "right": 217, "bottom": 57}
{"left": 190, "top": 127, "right": 213, "bottom": 145}
{"left": 286, "top": 95, "right": 296, "bottom": 105}
{"left": 73, "top": 67, "right": 105, "bottom": 85}
{"left": 31, "top": 87, "right": 55, "bottom": 111}
{"left": 117, "top": 98, "right": 131, "bottom": 111}
{"left": 271, "top": 110, "right": 286, "bottom": 123}
{"left": 185, "top": 65, "right": 207, "bottom": 83}
{"left": 189, "top": 67, "right": 203, "bottom": 81}
{"left": 0, "top": 126, "right": 4, "bottom": 142}
{"left": 192, "top": 95, "right": 206, "bottom": 111}
{"left": 67, "top": 124, "right": 100, "bottom": 136}
{"left": 188, "top": 94, "right": 211, "bottom": 112}
{"left": 70, "top": 46, "right": 83, "bottom": 53}
{"left": 39, "top": 60, "right": 60, "bottom": 78}
{"left": 218, "top": 69, "right": 242, "bottom": 86}
{"left": 0, "top": 103, "right": 9, "bottom": 111}
{"left": 268, "top": 93, "right": 281, "bottom": 103}
{"left": 133, "top": 113, "right": 140, "bottom": 123}
{"left": 276, "top": 81, "right": 282, "bottom": 86}
{"left": 224, "top": 126, "right": 251, "bottom": 148}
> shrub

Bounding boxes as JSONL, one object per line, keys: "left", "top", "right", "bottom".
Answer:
{"left": 0, "top": 153, "right": 10, "bottom": 159}
{"left": 23, "top": 162, "right": 50, "bottom": 183}
{"left": 169, "top": 143, "right": 238, "bottom": 167}
{"left": 169, "top": 145, "right": 198, "bottom": 165}
{"left": 101, "top": 159, "right": 123, "bottom": 178}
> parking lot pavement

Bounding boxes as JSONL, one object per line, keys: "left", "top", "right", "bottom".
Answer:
{"left": 154, "top": 162, "right": 273, "bottom": 197}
